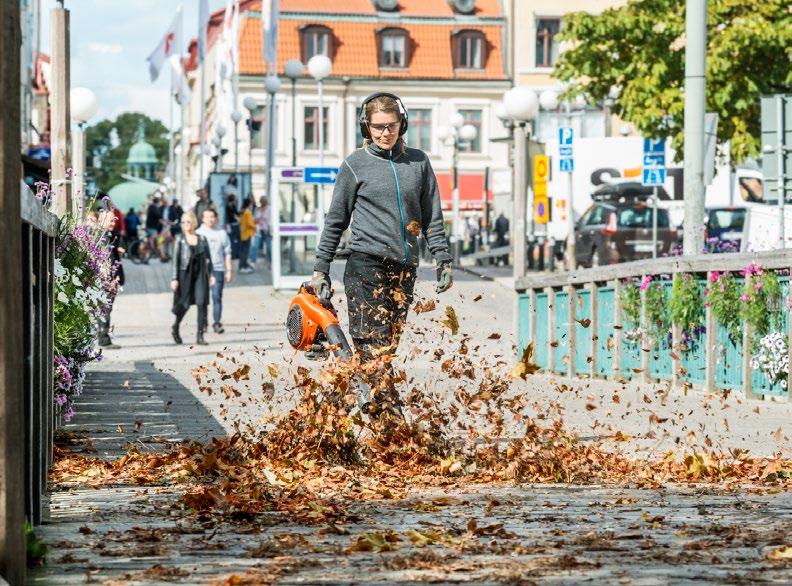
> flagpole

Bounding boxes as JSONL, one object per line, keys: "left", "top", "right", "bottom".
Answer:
{"left": 199, "top": 60, "right": 206, "bottom": 191}
{"left": 232, "top": 0, "right": 240, "bottom": 175}
{"left": 168, "top": 64, "right": 175, "bottom": 187}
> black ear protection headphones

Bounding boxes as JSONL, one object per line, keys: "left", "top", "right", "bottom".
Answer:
{"left": 358, "top": 92, "right": 409, "bottom": 139}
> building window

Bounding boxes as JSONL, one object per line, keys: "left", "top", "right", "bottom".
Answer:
{"left": 535, "top": 18, "right": 560, "bottom": 68}
{"left": 248, "top": 106, "right": 265, "bottom": 149}
{"left": 378, "top": 28, "right": 409, "bottom": 68}
{"left": 453, "top": 30, "right": 486, "bottom": 70}
{"left": 304, "top": 106, "right": 329, "bottom": 151}
{"left": 301, "top": 25, "right": 332, "bottom": 62}
{"left": 407, "top": 108, "right": 431, "bottom": 151}
{"left": 458, "top": 109, "right": 482, "bottom": 152}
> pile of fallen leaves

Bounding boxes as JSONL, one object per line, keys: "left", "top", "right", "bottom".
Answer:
{"left": 51, "top": 334, "right": 792, "bottom": 531}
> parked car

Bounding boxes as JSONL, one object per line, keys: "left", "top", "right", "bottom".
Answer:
{"left": 705, "top": 207, "right": 746, "bottom": 252}
{"left": 574, "top": 201, "right": 677, "bottom": 267}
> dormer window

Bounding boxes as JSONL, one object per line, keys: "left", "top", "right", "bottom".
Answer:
{"left": 453, "top": 30, "right": 486, "bottom": 70}
{"left": 378, "top": 28, "right": 409, "bottom": 68}
{"left": 300, "top": 25, "right": 332, "bottom": 62}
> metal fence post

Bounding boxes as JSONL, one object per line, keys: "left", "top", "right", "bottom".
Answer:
{"left": 704, "top": 271, "right": 717, "bottom": 393}
{"left": 613, "top": 279, "right": 622, "bottom": 376}
{"left": 546, "top": 287, "right": 556, "bottom": 373}
{"left": 567, "top": 286, "right": 576, "bottom": 378}
{"left": 671, "top": 273, "right": 682, "bottom": 389}
{"left": 640, "top": 276, "right": 651, "bottom": 383}
{"left": 588, "top": 282, "right": 598, "bottom": 377}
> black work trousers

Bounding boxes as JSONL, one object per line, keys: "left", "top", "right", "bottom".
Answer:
{"left": 344, "top": 251, "right": 417, "bottom": 356}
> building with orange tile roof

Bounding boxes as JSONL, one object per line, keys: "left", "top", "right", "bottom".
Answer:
{"left": 184, "top": 0, "right": 514, "bottom": 236}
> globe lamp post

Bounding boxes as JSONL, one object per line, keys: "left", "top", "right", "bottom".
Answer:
{"left": 70, "top": 87, "right": 99, "bottom": 219}
{"left": 502, "top": 86, "right": 539, "bottom": 282}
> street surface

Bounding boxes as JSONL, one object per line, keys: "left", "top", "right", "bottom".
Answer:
{"left": 30, "top": 259, "right": 792, "bottom": 584}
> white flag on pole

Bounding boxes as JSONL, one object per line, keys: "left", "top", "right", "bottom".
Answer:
{"left": 146, "top": 8, "right": 183, "bottom": 82}
{"left": 170, "top": 56, "right": 192, "bottom": 106}
{"left": 198, "top": 0, "right": 209, "bottom": 63}
{"left": 262, "top": 0, "right": 280, "bottom": 73}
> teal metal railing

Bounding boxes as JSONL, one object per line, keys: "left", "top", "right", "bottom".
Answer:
{"left": 516, "top": 250, "right": 792, "bottom": 400}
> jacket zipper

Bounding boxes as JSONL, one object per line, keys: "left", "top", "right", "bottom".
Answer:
{"left": 388, "top": 150, "right": 409, "bottom": 262}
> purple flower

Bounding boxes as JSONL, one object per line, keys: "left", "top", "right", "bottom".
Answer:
{"left": 639, "top": 275, "right": 652, "bottom": 292}
{"left": 55, "top": 394, "right": 67, "bottom": 406}
{"left": 64, "top": 406, "right": 74, "bottom": 422}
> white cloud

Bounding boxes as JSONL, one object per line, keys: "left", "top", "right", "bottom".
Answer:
{"left": 87, "top": 42, "right": 123, "bottom": 54}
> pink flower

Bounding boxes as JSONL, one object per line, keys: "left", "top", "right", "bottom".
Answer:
{"left": 741, "top": 262, "right": 763, "bottom": 277}
{"left": 710, "top": 271, "right": 720, "bottom": 283}
{"left": 639, "top": 275, "right": 652, "bottom": 292}
{"left": 739, "top": 293, "right": 750, "bottom": 303}
{"left": 754, "top": 280, "right": 762, "bottom": 292}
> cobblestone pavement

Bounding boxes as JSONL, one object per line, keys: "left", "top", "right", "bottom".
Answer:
{"left": 30, "top": 260, "right": 792, "bottom": 584}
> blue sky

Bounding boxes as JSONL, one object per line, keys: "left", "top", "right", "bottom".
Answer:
{"left": 42, "top": 0, "right": 227, "bottom": 126}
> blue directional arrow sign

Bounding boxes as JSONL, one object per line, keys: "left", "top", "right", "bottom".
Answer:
{"left": 304, "top": 167, "right": 339, "bottom": 184}
{"left": 559, "top": 146, "right": 573, "bottom": 157}
{"left": 643, "top": 154, "right": 665, "bottom": 167}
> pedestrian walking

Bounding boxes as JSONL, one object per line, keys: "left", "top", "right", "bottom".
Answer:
{"left": 225, "top": 193, "right": 240, "bottom": 259}
{"left": 311, "top": 92, "right": 453, "bottom": 422}
{"left": 196, "top": 208, "right": 233, "bottom": 334}
{"left": 250, "top": 196, "right": 272, "bottom": 265}
{"left": 194, "top": 188, "right": 213, "bottom": 226}
{"left": 494, "top": 212, "right": 509, "bottom": 266}
{"left": 238, "top": 198, "right": 255, "bottom": 273}
{"left": 145, "top": 196, "right": 163, "bottom": 257}
{"left": 170, "top": 211, "right": 214, "bottom": 346}
{"left": 125, "top": 207, "right": 141, "bottom": 242}
{"left": 88, "top": 198, "right": 125, "bottom": 349}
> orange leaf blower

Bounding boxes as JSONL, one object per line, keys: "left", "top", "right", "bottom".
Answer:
{"left": 286, "top": 282, "right": 354, "bottom": 360}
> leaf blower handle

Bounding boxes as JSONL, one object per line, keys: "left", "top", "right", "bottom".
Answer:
{"left": 311, "top": 271, "right": 332, "bottom": 305}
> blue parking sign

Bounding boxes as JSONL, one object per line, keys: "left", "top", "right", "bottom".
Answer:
{"left": 643, "top": 138, "right": 665, "bottom": 154}
{"left": 559, "top": 127, "right": 574, "bottom": 146}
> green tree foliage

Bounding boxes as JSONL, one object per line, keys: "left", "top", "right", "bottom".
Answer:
{"left": 554, "top": 0, "right": 792, "bottom": 163}
{"left": 85, "top": 112, "right": 168, "bottom": 191}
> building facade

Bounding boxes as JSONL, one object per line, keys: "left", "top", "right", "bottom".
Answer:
{"left": 505, "top": 0, "right": 629, "bottom": 142}
{"left": 185, "top": 0, "right": 513, "bottom": 225}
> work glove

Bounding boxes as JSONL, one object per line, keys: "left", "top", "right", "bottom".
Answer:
{"left": 435, "top": 262, "right": 453, "bottom": 294}
{"left": 311, "top": 271, "right": 331, "bottom": 302}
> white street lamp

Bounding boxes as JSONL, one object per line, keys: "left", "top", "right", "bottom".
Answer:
{"left": 284, "top": 60, "right": 303, "bottom": 169}
{"left": 70, "top": 87, "right": 99, "bottom": 218}
{"left": 503, "top": 86, "right": 539, "bottom": 122}
{"left": 443, "top": 113, "right": 478, "bottom": 263}
{"left": 308, "top": 55, "right": 332, "bottom": 168}
{"left": 502, "top": 86, "right": 539, "bottom": 281}
{"left": 264, "top": 75, "right": 282, "bottom": 203}
{"left": 243, "top": 97, "right": 258, "bottom": 175}
{"left": 539, "top": 89, "right": 559, "bottom": 112}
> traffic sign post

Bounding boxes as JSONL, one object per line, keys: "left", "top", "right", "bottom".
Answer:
{"left": 304, "top": 166, "right": 339, "bottom": 184}
{"left": 558, "top": 127, "right": 575, "bottom": 268}
{"left": 642, "top": 138, "right": 666, "bottom": 258}
{"left": 533, "top": 155, "right": 550, "bottom": 224}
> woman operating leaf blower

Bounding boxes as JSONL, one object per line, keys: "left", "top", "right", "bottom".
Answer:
{"left": 311, "top": 92, "right": 453, "bottom": 424}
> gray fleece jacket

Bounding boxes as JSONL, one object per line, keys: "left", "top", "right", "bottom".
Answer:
{"left": 314, "top": 142, "right": 452, "bottom": 274}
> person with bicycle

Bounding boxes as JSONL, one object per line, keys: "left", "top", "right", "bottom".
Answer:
{"left": 311, "top": 92, "right": 453, "bottom": 422}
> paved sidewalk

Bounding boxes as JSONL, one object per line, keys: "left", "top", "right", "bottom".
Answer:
{"left": 30, "top": 258, "right": 792, "bottom": 584}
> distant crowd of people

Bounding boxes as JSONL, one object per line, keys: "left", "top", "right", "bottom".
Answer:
{"left": 116, "top": 188, "right": 271, "bottom": 345}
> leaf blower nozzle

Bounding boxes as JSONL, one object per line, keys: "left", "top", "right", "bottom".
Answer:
{"left": 286, "top": 282, "right": 353, "bottom": 360}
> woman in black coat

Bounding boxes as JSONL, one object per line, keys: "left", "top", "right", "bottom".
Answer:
{"left": 170, "top": 210, "right": 214, "bottom": 345}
